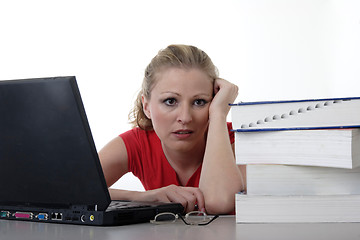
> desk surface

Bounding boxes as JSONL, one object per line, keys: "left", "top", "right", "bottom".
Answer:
{"left": 1, "top": 216, "right": 360, "bottom": 240}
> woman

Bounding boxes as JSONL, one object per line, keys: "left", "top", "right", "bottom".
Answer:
{"left": 99, "top": 44, "right": 246, "bottom": 214}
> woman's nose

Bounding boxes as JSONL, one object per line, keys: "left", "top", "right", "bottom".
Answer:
{"left": 177, "top": 104, "right": 192, "bottom": 124}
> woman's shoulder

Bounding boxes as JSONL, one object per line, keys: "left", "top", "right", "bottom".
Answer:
{"left": 120, "top": 127, "right": 158, "bottom": 143}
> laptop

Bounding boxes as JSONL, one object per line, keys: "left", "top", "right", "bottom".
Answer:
{"left": 0, "top": 76, "right": 183, "bottom": 226}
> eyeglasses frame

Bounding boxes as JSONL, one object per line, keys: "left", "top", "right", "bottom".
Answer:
{"left": 150, "top": 211, "right": 219, "bottom": 226}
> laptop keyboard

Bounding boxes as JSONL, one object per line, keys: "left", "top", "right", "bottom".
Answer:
{"left": 107, "top": 201, "right": 152, "bottom": 211}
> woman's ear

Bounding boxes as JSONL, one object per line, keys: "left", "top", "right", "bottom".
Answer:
{"left": 142, "top": 95, "right": 151, "bottom": 119}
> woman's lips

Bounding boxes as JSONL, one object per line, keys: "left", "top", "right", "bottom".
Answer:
{"left": 173, "top": 129, "right": 194, "bottom": 139}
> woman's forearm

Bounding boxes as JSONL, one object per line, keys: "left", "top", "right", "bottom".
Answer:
{"left": 199, "top": 116, "right": 245, "bottom": 214}
{"left": 109, "top": 188, "right": 144, "bottom": 201}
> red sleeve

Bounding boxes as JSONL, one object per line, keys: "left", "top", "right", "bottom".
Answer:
{"left": 119, "top": 128, "right": 143, "bottom": 181}
{"left": 227, "top": 122, "right": 235, "bottom": 144}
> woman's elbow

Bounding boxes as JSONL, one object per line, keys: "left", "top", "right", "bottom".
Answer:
{"left": 204, "top": 194, "right": 235, "bottom": 215}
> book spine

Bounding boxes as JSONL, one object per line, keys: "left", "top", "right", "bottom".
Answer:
{"left": 235, "top": 194, "right": 360, "bottom": 223}
{"left": 234, "top": 129, "right": 359, "bottom": 169}
{"left": 246, "top": 165, "right": 360, "bottom": 195}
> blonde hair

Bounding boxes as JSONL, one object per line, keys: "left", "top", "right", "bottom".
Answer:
{"left": 129, "top": 44, "right": 219, "bottom": 130}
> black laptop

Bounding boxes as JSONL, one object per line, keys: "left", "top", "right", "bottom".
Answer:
{"left": 0, "top": 76, "right": 183, "bottom": 226}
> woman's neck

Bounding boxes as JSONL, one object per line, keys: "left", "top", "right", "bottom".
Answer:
{"left": 161, "top": 142, "right": 205, "bottom": 186}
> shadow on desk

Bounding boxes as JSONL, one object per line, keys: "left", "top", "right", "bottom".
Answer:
{"left": 2, "top": 217, "right": 360, "bottom": 240}
{"left": 1, "top": 217, "right": 234, "bottom": 240}
{"left": 0, "top": 220, "right": 109, "bottom": 240}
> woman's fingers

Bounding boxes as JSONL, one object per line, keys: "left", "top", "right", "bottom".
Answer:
{"left": 147, "top": 185, "right": 206, "bottom": 213}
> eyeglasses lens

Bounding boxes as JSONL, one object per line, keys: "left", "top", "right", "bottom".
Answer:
{"left": 150, "top": 213, "right": 177, "bottom": 224}
{"left": 185, "top": 212, "right": 209, "bottom": 225}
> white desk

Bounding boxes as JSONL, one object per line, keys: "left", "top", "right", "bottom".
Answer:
{"left": 1, "top": 216, "right": 360, "bottom": 240}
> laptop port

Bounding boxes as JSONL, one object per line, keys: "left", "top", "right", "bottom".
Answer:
{"left": 51, "top": 213, "right": 63, "bottom": 220}
{"left": 37, "top": 213, "right": 49, "bottom": 220}
{"left": 0, "top": 211, "right": 10, "bottom": 218}
{"left": 14, "top": 212, "right": 34, "bottom": 219}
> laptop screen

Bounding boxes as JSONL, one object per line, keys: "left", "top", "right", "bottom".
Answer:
{"left": 0, "top": 76, "right": 110, "bottom": 211}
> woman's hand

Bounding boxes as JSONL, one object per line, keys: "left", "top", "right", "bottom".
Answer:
{"left": 125, "top": 185, "right": 205, "bottom": 213}
{"left": 209, "top": 78, "right": 239, "bottom": 120}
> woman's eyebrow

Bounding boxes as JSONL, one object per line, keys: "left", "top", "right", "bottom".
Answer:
{"left": 194, "top": 93, "right": 212, "bottom": 98}
{"left": 160, "top": 91, "right": 180, "bottom": 96}
{"left": 159, "top": 92, "right": 212, "bottom": 98}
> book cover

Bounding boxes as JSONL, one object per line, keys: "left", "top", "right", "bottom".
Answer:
{"left": 231, "top": 97, "right": 360, "bottom": 131}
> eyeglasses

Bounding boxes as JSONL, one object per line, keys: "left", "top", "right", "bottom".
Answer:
{"left": 150, "top": 211, "right": 219, "bottom": 226}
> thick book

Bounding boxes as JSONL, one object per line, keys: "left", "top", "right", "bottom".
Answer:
{"left": 235, "top": 193, "right": 360, "bottom": 223}
{"left": 246, "top": 164, "right": 360, "bottom": 195}
{"left": 231, "top": 97, "right": 360, "bottom": 131}
{"left": 235, "top": 129, "right": 360, "bottom": 169}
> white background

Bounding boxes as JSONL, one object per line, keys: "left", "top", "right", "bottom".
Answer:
{"left": 1, "top": 0, "right": 359, "bottom": 191}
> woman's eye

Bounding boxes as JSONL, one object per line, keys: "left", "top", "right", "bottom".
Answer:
{"left": 194, "top": 99, "right": 207, "bottom": 106}
{"left": 163, "top": 98, "right": 177, "bottom": 106}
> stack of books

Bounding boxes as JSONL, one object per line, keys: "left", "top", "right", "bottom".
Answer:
{"left": 231, "top": 97, "right": 360, "bottom": 223}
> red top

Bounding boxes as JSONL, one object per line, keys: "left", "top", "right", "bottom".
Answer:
{"left": 120, "top": 122, "right": 234, "bottom": 191}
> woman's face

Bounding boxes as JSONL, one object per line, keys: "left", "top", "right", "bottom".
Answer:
{"left": 142, "top": 67, "right": 213, "bottom": 153}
